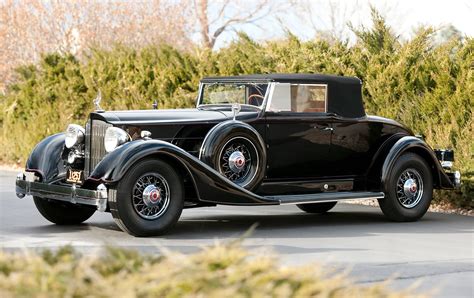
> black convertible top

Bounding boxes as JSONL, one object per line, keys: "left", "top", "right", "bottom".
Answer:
{"left": 201, "top": 73, "right": 365, "bottom": 118}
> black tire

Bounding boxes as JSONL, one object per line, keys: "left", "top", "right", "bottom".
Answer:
{"left": 109, "top": 159, "right": 184, "bottom": 237}
{"left": 33, "top": 196, "right": 95, "bottom": 225}
{"left": 297, "top": 202, "right": 337, "bottom": 214}
{"left": 200, "top": 121, "right": 266, "bottom": 191}
{"left": 379, "top": 153, "right": 433, "bottom": 222}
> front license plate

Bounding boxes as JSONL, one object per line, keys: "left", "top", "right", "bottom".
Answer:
{"left": 66, "top": 169, "right": 83, "bottom": 184}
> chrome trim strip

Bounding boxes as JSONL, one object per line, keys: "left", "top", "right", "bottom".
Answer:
{"left": 266, "top": 191, "right": 385, "bottom": 205}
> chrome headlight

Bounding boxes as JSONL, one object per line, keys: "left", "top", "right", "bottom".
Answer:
{"left": 65, "top": 124, "right": 85, "bottom": 148}
{"left": 104, "top": 127, "right": 129, "bottom": 153}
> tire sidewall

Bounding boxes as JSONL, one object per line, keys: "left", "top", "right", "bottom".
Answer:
{"left": 113, "top": 159, "right": 184, "bottom": 236}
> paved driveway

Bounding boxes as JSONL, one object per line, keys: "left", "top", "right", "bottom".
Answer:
{"left": 1, "top": 170, "right": 472, "bottom": 297}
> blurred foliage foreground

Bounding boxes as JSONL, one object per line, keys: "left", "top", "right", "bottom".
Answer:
{"left": 0, "top": 243, "right": 420, "bottom": 298}
{"left": 0, "top": 12, "right": 472, "bottom": 208}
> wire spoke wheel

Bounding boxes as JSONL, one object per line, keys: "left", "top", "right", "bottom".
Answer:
{"left": 396, "top": 168, "right": 424, "bottom": 209}
{"left": 132, "top": 173, "right": 171, "bottom": 220}
{"left": 218, "top": 137, "right": 259, "bottom": 187}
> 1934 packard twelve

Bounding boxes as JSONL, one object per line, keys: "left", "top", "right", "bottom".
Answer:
{"left": 16, "top": 74, "right": 460, "bottom": 236}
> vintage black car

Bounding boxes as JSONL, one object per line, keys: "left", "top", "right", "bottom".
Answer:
{"left": 16, "top": 74, "right": 460, "bottom": 236}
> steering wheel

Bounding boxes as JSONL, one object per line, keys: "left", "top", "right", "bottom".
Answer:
{"left": 248, "top": 94, "right": 265, "bottom": 106}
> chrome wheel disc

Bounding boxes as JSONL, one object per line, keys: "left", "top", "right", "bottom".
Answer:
{"left": 396, "top": 168, "right": 424, "bottom": 208}
{"left": 219, "top": 137, "right": 259, "bottom": 187}
{"left": 132, "top": 173, "right": 170, "bottom": 220}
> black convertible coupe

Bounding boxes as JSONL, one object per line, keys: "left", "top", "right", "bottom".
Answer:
{"left": 16, "top": 74, "right": 460, "bottom": 236}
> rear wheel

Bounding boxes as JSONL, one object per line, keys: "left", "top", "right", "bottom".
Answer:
{"left": 297, "top": 202, "right": 337, "bottom": 214}
{"left": 109, "top": 159, "right": 184, "bottom": 236}
{"left": 379, "top": 153, "right": 433, "bottom": 221}
{"left": 33, "top": 196, "right": 95, "bottom": 225}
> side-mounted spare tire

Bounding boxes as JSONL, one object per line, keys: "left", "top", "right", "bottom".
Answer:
{"left": 199, "top": 120, "right": 266, "bottom": 191}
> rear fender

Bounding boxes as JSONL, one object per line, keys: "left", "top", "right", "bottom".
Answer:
{"left": 89, "top": 140, "right": 276, "bottom": 205}
{"left": 25, "top": 133, "right": 66, "bottom": 183}
{"left": 381, "top": 136, "right": 454, "bottom": 190}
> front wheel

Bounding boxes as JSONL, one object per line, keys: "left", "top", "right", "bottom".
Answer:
{"left": 379, "top": 153, "right": 433, "bottom": 222}
{"left": 109, "top": 159, "right": 184, "bottom": 237}
{"left": 33, "top": 196, "right": 95, "bottom": 225}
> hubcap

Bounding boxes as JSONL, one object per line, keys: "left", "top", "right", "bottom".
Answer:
{"left": 403, "top": 178, "right": 418, "bottom": 198}
{"left": 396, "top": 169, "right": 424, "bottom": 208}
{"left": 132, "top": 173, "right": 170, "bottom": 220}
{"left": 219, "top": 137, "right": 259, "bottom": 187}
{"left": 228, "top": 151, "right": 246, "bottom": 173}
{"left": 142, "top": 185, "right": 162, "bottom": 207}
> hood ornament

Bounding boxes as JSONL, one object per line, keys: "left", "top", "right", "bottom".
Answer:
{"left": 232, "top": 103, "right": 241, "bottom": 120}
{"left": 93, "top": 90, "right": 104, "bottom": 112}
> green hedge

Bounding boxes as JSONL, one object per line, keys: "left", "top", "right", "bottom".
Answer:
{"left": 1, "top": 11, "right": 472, "bottom": 208}
{"left": 0, "top": 244, "right": 417, "bottom": 297}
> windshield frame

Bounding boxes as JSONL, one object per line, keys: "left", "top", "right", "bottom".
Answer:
{"left": 196, "top": 81, "right": 272, "bottom": 110}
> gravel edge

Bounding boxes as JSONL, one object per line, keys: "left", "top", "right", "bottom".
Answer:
{"left": 345, "top": 199, "right": 473, "bottom": 217}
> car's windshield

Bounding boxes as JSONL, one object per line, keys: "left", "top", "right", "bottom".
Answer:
{"left": 200, "top": 83, "right": 269, "bottom": 108}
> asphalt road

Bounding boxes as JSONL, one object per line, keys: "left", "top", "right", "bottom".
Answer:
{"left": 1, "top": 170, "right": 473, "bottom": 297}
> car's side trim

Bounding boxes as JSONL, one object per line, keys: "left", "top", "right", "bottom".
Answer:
{"left": 267, "top": 191, "right": 384, "bottom": 205}
{"left": 257, "top": 178, "right": 354, "bottom": 195}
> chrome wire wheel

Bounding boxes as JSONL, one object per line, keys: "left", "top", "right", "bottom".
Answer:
{"left": 396, "top": 168, "right": 424, "bottom": 209}
{"left": 132, "top": 173, "right": 170, "bottom": 220}
{"left": 218, "top": 137, "right": 259, "bottom": 187}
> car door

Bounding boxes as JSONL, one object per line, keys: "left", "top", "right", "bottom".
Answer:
{"left": 264, "top": 83, "right": 333, "bottom": 180}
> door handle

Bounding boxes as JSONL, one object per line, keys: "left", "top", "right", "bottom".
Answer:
{"left": 320, "top": 127, "right": 334, "bottom": 132}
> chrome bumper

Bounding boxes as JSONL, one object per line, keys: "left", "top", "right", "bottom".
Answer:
{"left": 15, "top": 173, "right": 108, "bottom": 212}
{"left": 451, "top": 171, "right": 461, "bottom": 188}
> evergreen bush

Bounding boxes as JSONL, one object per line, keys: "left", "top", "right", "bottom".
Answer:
{"left": 1, "top": 12, "right": 471, "bottom": 208}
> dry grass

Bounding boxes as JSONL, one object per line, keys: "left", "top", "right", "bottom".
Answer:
{"left": 0, "top": 242, "right": 422, "bottom": 298}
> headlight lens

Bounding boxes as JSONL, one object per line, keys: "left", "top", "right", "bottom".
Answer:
{"left": 104, "top": 127, "right": 129, "bottom": 152}
{"left": 65, "top": 124, "right": 85, "bottom": 148}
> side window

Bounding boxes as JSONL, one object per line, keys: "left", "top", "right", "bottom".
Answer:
{"left": 268, "top": 83, "right": 292, "bottom": 111}
{"left": 291, "top": 84, "right": 327, "bottom": 113}
{"left": 268, "top": 83, "right": 327, "bottom": 113}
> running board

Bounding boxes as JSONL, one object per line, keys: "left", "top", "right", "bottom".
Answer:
{"left": 265, "top": 191, "right": 385, "bottom": 205}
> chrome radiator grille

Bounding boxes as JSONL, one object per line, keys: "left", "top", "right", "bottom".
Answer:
{"left": 84, "top": 119, "right": 112, "bottom": 177}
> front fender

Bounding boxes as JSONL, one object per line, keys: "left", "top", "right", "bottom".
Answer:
{"left": 381, "top": 136, "right": 454, "bottom": 190}
{"left": 89, "top": 140, "right": 276, "bottom": 205}
{"left": 26, "top": 133, "right": 66, "bottom": 183}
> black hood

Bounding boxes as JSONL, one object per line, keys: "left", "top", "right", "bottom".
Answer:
{"left": 91, "top": 108, "right": 260, "bottom": 125}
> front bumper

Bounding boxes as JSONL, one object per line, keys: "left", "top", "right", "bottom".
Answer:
{"left": 447, "top": 171, "right": 462, "bottom": 188}
{"left": 15, "top": 173, "right": 108, "bottom": 212}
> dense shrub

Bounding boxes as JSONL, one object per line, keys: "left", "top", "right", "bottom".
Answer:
{"left": 0, "top": 11, "right": 472, "bottom": 207}
{"left": 0, "top": 243, "right": 417, "bottom": 297}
